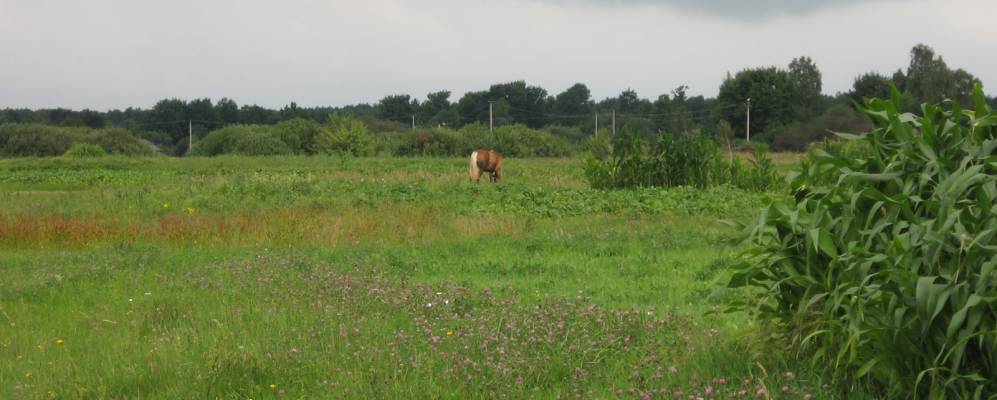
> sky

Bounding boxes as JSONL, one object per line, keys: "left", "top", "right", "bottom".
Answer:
{"left": 1, "top": 0, "right": 994, "bottom": 110}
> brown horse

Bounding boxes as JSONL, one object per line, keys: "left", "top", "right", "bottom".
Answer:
{"left": 469, "top": 150, "right": 502, "bottom": 182}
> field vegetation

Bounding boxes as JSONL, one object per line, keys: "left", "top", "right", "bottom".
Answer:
{"left": 1, "top": 155, "right": 856, "bottom": 399}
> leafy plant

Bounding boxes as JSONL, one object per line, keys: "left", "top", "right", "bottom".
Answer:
{"left": 729, "top": 84, "right": 997, "bottom": 398}
{"left": 63, "top": 143, "right": 108, "bottom": 158}
{"left": 314, "top": 114, "right": 373, "bottom": 156}
{"left": 583, "top": 132, "right": 780, "bottom": 191}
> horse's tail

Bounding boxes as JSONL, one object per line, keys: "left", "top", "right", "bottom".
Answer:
{"left": 469, "top": 151, "right": 480, "bottom": 181}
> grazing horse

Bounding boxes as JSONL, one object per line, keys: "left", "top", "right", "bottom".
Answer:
{"left": 469, "top": 150, "right": 502, "bottom": 182}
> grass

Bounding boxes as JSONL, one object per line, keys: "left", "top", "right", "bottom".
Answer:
{"left": 0, "top": 155, "right": 865, "bottom": 399}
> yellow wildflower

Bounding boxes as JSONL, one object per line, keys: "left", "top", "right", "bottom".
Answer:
{"left": 269, "top": 384, "right": 277, "bottom": 389}
{"left": 55, "top": 339, "right": 64, "bottom": 345}
{"left": 186, "top": 207, "right": 196, "bottom": 215}
{"left": 446, "top": 330, "right": 453, "bottom": 337}
{"left": 162, "top": 202, "right": 170, "bottom": 209}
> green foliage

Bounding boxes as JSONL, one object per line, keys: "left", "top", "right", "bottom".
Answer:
{"left": 0, "top": 123, "right": 150, "bottom": 157}
{"left": 850, "top": 72, "right": 894, "bottom": 104}
{"left": 583, "top": 132, "right": 780, "bottom": 192}
{"left": 191, "top": 125, "right": 275, "bottom": 156}
{"left": 765, "top": 105, "right": 872, "bottom": 151}
{"left": 272, "top": 118, "right": 323, "bottom": 154}
{"left": 63, "top": 143, "right": 108, "bottom": 158}
{"left": 583, "top": 134, "right": 613, "bottom": 161}
{"left": 85, "top": 128, "right": 154, "bottom": 156}
{"left": 494, "top": 124, "right": 573, "bottom": 157}
{"left": 0, "top": 123, "right": 87, "bottom": 157}
{"left": 718, "top": 67, "right": 798, "bottom": 136}
{"left": 232, "top": 131, "right": 292, "bottom": 156}
{"left": 730, "top": 84, "right": 997, "bottom": 398}
{"left": 314, "top": 114, "right": 372, "bottom": 156}
{"left": 368, "top": 124, "right": 575, "bottom": 158}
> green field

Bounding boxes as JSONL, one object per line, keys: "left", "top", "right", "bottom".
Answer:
{"left": 0, "top": 156, "right": 863, "bottom": 399}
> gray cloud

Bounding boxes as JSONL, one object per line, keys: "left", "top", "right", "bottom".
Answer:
{"left": 548, "top": 0, "right": 901, "bottom": 20}
{"left": 0, "top": 0, "right": 993, "bottom": 110}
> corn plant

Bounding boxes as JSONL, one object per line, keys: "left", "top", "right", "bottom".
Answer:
{"left": 729, "top": 84, "right": 997, "bottom": 398}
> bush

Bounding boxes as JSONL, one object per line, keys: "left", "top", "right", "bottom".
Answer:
{"left": 85, "top": 128, "right": 153, "bottom": 156}
{"left": 0, "top": 123, "right": 87, "bottom": 156}
{"left": 272, "top": 118, "right": 323, "bottom": 154}
{"left": 583, "top": 134, "right": 613, "bottom": 161}
{"left": 729, "top": 85, "right": 997, "bottom": 398}
{"left": 0, "top": 123, "right": 152, "bottom": 157}
{"left": 314, "top": 114, "right": 372, "bottom": 156}
{"left": 233, "top": 130, "right": 292, "bottom": 155}
{"left": 493, "top": 124, "right": 573, "bottom": 157}
{"left": 63, "top": 143, "right": 108, "bottom": 158}
{"left": 543, "top": 125, "right": 586, "bottom": 143}
{"left": 191, "top": 125, "right": 285, "bottom": 156}
{"left": 583, "top": 132, "right": 779, "bottom": 191}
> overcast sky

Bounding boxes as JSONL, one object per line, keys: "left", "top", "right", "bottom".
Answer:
{"left": 1, "top": 0, "right": 994, "bottom": 110}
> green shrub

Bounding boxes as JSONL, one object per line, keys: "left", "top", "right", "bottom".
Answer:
{"left": 583, "top": 134, "right": 613, "bottom": 161}
{"left": 63, "top": 143, "right": 108, "bottom": 158}
{"left": 494, "top": 124, "right": 573, "bottom": 157}
{"left": 85, "top": 128, "right": 153, "bottom": 156}
{"left": 0, "top": 123, "right": 87, "bottom": 157}
{"left": 272, "top": 118, "right": 323, "bottom": 154}
{"left": 233, "top": 130, "right": 292, "bottom": 156}
{"left": 314, "top": 114, "right": 372, "bottom": 156}
{"left": 0, "top": 123, "right": 152, "bottom": 157}
{"left": 729, "top": 85, "right": 997, "bottom": 398}
{"left": 583, "top": 132, "right": 779, "bottom": 191}
{"left": 543, "top": 125, "right": 587, "bottom": 142}
{"left": 191, "top": 125, "right": 276, "bottom": 156}
{"left": 455, "top": 123, "right": 496, "bottom": 155}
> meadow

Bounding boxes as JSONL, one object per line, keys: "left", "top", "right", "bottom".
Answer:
{"left": 0, "top": 156, "right": 865, "bottom": 399}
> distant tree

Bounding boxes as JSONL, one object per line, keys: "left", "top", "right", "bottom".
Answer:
{"left": 788, "top": 56, "right": 823, "bottom": 117}
{"left": 906, "top": 44, "right": 950, "bottom": 102}
{"left": 686, "top": 95, "right": 716, "bottom": 127}
{"left": 456, "top": 90, "right": 490, "bottom": 126}
{"left": 430, "top": 108, "right": 460, "bottom": 128}
{"left": 419, "top": 91, "right": 451, "bottom": 120}
{"left": 717, "top": 67, "right": 796, "bottom": 139}
{"left": 216, "top": 98, "right": 240, "bottom": 124}
{"left": 280, "top": 102, "right": 304, "bottom": 120}
{"left": 377, "top": 94, "right": 417, "bottom": 124}
{"left": 239, "top": 104, "right": 278, "bottom": 125}
{"left": 147, "top": 99, "right": 189, "bottom": 152}
{"left": 616, "top": 89, "right": 642, "bottom": 114}
{"left": 46, "top": 108, "right": 76, "bottom": 125}
{"left": 79, "top": 109, "right": 106, "bottom": 128}
{"left": 849, "top": 72, "right": 893, "bottom": 103}
{"left": 552, "top": 83, "right": 592, "bottom": 121}
{"left": 186, "top": 98, "right": 217, "bottom": 140}
{"left": 950, "top": 68, "right": 978, "bottom": 106}
{"left": 488, "top": 81, "right": 548, "bottom": 128}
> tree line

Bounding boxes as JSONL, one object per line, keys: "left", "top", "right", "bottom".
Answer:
{"left": 2, "top": 43, "right": 993, "bottom": 156}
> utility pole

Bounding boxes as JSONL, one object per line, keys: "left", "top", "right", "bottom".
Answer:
{"left": 488, "top": 101, "right": 495, "bottom": 133}
{"left": 411, "top": 115, "right": 415, "bottom": 131}
{"left": 746, "top": 98, "right": 751, "bottom": 142}
{"left": 594, "top": 113, "right": 599, "bottom": 137}
{"left": 611, "top": 109, "right": 616, "bottom": 136}
{"left": 188, "top": 120, "right": 192, "bottom": 152}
